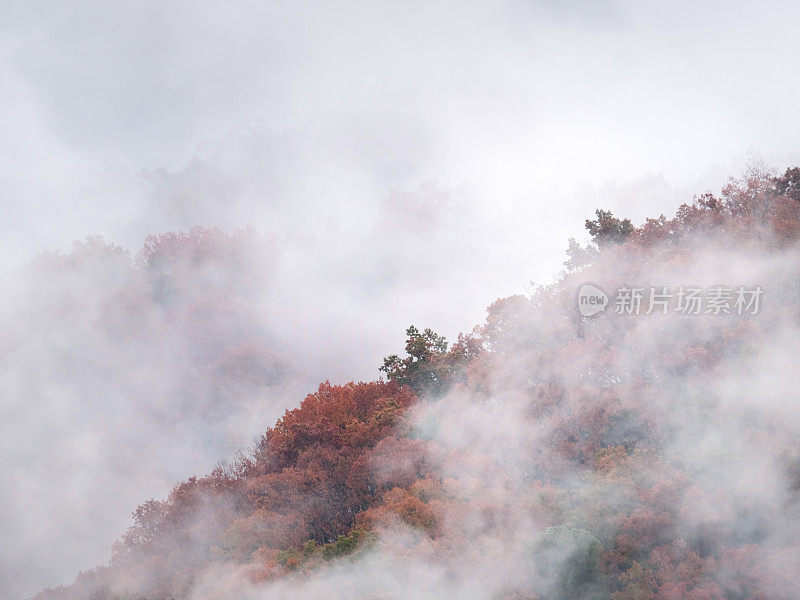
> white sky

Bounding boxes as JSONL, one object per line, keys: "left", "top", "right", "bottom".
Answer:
{"left": 2, "top": 0, "right": 800, "bottom": 266}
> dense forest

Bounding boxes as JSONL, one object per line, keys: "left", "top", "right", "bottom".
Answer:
{"left": 31, "top": 167, "right": 800, "bottom": 599}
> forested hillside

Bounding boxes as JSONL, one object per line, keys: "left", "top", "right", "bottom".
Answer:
{"left": 33, "top": 167, "right": 800, "bottom": 600}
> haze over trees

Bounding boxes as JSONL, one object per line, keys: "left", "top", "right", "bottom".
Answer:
{"left": 26, "top": 167, "right": 800, "bottom": 599}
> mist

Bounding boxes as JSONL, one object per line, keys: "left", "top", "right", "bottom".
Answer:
{"left": 2, "top": 1, "right": 800, "bottom": 599}
{"left": 177, "top": 183, "right": 800, "bottom": 599}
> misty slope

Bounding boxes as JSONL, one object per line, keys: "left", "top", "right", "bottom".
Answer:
{"left": 33, "top": 168, "right": 800, "bottom": 600}
{"left": 3, "top": 181, "right": 551, "bottom": 600}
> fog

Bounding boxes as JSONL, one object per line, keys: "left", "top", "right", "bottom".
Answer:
{"left": 2, "top": 1, "right": 800, "bottom": 598}
{"left": 56, "top": 213, "right": 800, "bottom": 599}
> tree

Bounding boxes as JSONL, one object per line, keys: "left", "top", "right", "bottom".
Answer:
{"left": 529, "top": 526, "right": 605, "bottom": 600}
{"left": 585, "top": 209, "right": 634, "bottom": 246}
{"left": 773, "top": 166, "right": 800, "bottom": 201}
{"left": 380, "top": 325, "right": 449, "bottom": 396}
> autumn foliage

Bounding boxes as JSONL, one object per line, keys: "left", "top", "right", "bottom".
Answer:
{"left": 33, "top": 167, "right": 800, "bottom": 600}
